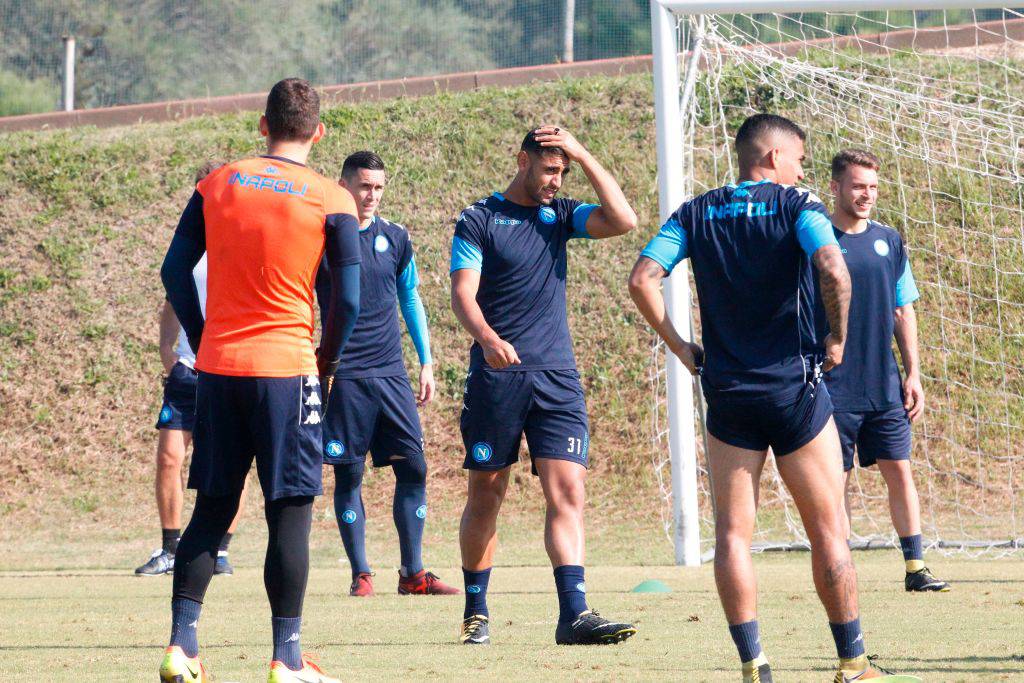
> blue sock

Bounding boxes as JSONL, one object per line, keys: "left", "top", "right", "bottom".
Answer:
{"left": 829, "top": 618, "right": 866, "bottom": 660}
{"left": 553, "top": 565, "right": 588, "bottom": 623}
{"left": 463, "top": 567, "right": 491, "bottom": 619}
{"left": 392, "top": 458, "right": 427, "bottom": 576}
{"left": 169, "top": 597, "right": 202, "bottom": 658}
{"left": 899, "top": 534, "right": 923, "bottom": 562}
{"left": 728, "top": 620, "right": 762, "bottom": 663}
{"left": 333, "top": 463, "right": 370, "bottom": 576}
{"left": 271, "top": 616, "right": 303, "bottom": 670}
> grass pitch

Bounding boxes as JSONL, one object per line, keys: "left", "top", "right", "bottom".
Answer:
{"left": 1, "top": 530, "right": 1021, "bottom": 682}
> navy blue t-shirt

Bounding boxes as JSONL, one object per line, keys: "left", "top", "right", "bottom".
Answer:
{"left": 450, "top": 192, "right": 597, "bottom": 371}
{"left": 317, "top": 216, "right": 414, "bottom": 378}
{"left": 813, "top": 221, "right": 920, "bottom": 411}
{"left": 640, "top": 180, "right": 838, "bottom": 401}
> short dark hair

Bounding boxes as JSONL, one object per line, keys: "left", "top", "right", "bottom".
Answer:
{"left": 831, "top": 148, "right": 881, "bottom": 180}
{"left": 735, "top": 114, "right": 806, "bottom": 167}
{"left": 521, "top": 128, "right": 567, "bottom": 160}
{"left": 264, "top": 78, "right": 320, "bottom": 142}
{"left": 341, "top": 150, "right": 386, "bottom": 180}
{"left": 194, "top": 160, "right": 223, "bottom": 184}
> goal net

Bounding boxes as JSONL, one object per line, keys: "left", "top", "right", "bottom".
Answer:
{"left": 650, "top": 1, "right": 1024, "bottom": 561}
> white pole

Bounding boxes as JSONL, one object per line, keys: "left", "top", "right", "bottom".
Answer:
{"left": 62, "top": 35, "right": 75, "bottom": 112}
{"left": 563, "top": 0, "right": 576, "bottom": 63}
{"left": 650, "top": 0, "right": 701, "bottom": 566}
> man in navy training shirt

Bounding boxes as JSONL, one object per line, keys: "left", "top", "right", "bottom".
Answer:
{"left": 317, "top": 151, "right": 459, "bottom": 598}
{"left": 818, "top": 149, "right": 949, "bottom": 592}
{"left": 629, "top": 114, "right": 918, "bottom": 682}
{"left": 451, "top": 126, "right": 638, "bottom": 646}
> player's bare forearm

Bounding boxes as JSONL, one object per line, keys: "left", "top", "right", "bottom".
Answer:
{"left": 628, "top": 257, "right": 701, "bottom": 373}
{"left": 158, "top": 300, "right": 180, "bottom": 373}
{"left": 894, "top": 303, "right": 920, "bottom": 377}
{"left": 575, "top": 150, "right": 637, "bottom": 238}
{"left": 451, "top": 269, "right": 520, "bottom": 368}
{"left": 451, "top": 272, "right": 497, "bottom": 347}
{"left": 814, "top": 244, "right": 851, "bottom": 344}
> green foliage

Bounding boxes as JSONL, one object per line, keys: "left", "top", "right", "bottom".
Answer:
{"left": 0, "top": 68, "right": 57, "bottom": 116}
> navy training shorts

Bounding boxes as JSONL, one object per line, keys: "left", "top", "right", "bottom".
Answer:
{"left": 834, "top": 407, "right": 912, "bottom": 471}
{"left": 321, "top": 375, "right": 424, "bottom": 467}
{"left": 189, "top": 371, "right": 324, "bottom": 501}
{"left": 705, "top": 381, "right": 834, "bottom": 457}
{"left": 155, "top": 361, "right": 198, "bottom": 431}
{"left": 460, "top": 368, "right": 589, "bottom": 475}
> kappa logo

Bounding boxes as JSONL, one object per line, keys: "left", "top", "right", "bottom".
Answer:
{"left": 305, "top": 375, "right": 320, "bottom": 387}
{"left": 374, "top": 234, "right": 389, "bottom": 252}
{"left": 873, "top": 239, "right": 890, "bottom": 257}
{"left": 325, "top": 440, "right": 345, "bottom": 458}
{"left": 341, "top": 509, "right": 358, "bottom": 524}
{"left": 285, "top": 632, "right": 300, "bottom": 643}
{"left": 303, "top": 411, "right": 321, "bottom": 425}
{"left": 538, "top": 206, "right": 557, "bottom": 224}
{"left": 471, "top": 442, "right": 493, "bottom": 463}
{"left": 306, "top": 392, "right": 321, "bottom": 407}
{"left": 416, "top": 504, "right": 427, "bottom": 519}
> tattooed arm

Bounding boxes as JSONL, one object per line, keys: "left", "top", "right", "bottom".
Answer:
{"left": 813, "top": 244, "right": 851, "bottom": 371}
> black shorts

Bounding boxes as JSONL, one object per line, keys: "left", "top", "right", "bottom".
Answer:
{"left": 460, "top": 368, "right": 589, "bottom": 475}
{"left": 188, "top": 371, "right": 324, "bottom": 501}
{"left": 155, "top": 362, "right": 198, "bottom": 431}
{"left": 322, "top": 375, "right": 424, "bottom": 467}
{"left": 705, "top": 382, "right": 834, "bottom": 457}
{"left": 835, "top": 407, "right": 912, "bottom": 471}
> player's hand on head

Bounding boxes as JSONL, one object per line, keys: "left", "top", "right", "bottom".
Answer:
{"left": 903, "top": 374, "right": 925, "bottom": 422}
{"left": 482, "top": 337, "right": 521, "bottom": 369}
{"left": 533, "top": 126, "right": 585, "bottom": 161}
{"left": 821, "top": 333, "right": 844, "bottom": 372}
{"left": 418, "top": 364, "right": 436, "bottom": 406}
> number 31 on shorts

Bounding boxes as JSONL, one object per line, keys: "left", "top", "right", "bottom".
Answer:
{"left": 567, "top": 436, "right": 586, "bottom": 455}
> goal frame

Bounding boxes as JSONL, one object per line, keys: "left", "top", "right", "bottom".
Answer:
{"left": 649, "top": 0, "right": 1012, "bottom": 566}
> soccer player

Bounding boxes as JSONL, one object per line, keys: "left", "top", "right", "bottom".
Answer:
{"left": 451, "top": 126, "right": 638, "bottom": 646}
{"left": 628, "top": 115, "right": 916, "bottom": 682}
{"left": 136, "top": 161, "right": 247, "bottom": 578}
{"left": 158, "top": 78, "right": 361, "bottom": 683}
{"left": 819, "top": 149, "right": 949, "bottom": 592}
{"left": 316, "top": 150, "right": 458, "bottom": 597}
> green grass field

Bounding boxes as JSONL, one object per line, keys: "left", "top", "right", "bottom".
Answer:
{"left": 2, "top": 531, "right": 1022, "bottom": 682}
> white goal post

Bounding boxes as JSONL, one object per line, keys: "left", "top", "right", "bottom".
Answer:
{"left": 650, "top": 0, "right": 1024, "bottom": 565}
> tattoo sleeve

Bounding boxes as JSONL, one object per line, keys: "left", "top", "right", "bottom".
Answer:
{"left": 813, "top": 244, "right": 851, "bottom": 342}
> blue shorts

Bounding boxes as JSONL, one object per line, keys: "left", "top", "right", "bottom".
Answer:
{"left": 705, "top": 382, "right": 833, "bottom": 456}
{"left": 322, "top": 375, "right": 424, "bottom": 467}
{"left": 155, "top": 362, "right": 198, "bottom": 431}
{"left": 460, "top": 368, "right": 589, "bottom": 475}
{"left": 834, "top": 407, "right": 912, "bottom": 471}
{"left": 189, "top": 371, "right": 324, "bottom": 501}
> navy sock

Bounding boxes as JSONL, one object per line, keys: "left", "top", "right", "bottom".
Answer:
{"left": 553, "top": 565, "right": 588, "bottom": 623}
{"left": 829, "top": 618, "right": 866, "bottom": 660}
{"left": 899, "top": 534, "right": 923, "bottom": 562}
{"left": 392, "top": 457, "right": 427, "bottom": 576}
{"left": 169, "top": 597, "right": 201, "bottom": 658}
{"left": 271, "top": 616, "right": 303, "bottom": 670}
{"left": 333, "top": 463, "right": 370, "bottom": 576}
{"left": 218, "top": 532, "right": 232, "bottom": 553}
{"left": 728, "top": 620, "right": 762, "bottom": 663}
{"left": 463, "top": 567, "right": 491, "bottom": 619}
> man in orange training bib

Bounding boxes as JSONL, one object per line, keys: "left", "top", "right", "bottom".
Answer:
{"left": 158, "top": 78, "right": 361, "bottom": 683}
